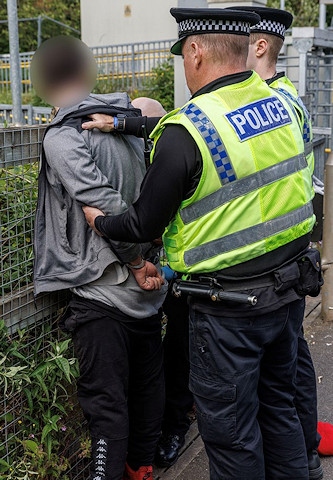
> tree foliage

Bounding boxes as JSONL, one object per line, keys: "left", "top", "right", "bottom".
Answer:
{"left": 268, "top": 0, "right": 332, "bottom": 28}
{"left": 138, "top": 58, "right": 175, "bottom": 112}
{"left": 0, "top": 0, "right": 80, "bottom": 54}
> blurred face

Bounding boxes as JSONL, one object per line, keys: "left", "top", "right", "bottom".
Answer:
{"left": 44, "top": 80, "right": 91, "bottom": 109}
{"left": 31, "top": 36, "right": 97, "bottom": 108}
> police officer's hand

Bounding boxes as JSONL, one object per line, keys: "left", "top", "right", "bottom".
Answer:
{"left": 82, "top": 205, "right": 104, "bottom": 235}
{"left": 82, "top": 114, "right": 115, "bottom": 132}
{"left": 130, "top": 261, "right": 165, "bottom": 291}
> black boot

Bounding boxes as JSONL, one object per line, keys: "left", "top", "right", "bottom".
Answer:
{"left": 154, "top": 433, "right": 185, "bottom": 468}
{"left": 308, "top": 450, "right": 323, "bottom": 480}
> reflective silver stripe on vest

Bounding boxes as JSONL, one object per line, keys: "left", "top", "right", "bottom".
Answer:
{"left": 181, "top": 153, "right": 307, "bottom": 225}
{"left": 182, "top": 103, "right": 237, "bottom": 185}
{"left": 184, "top": 202, "right": 313, "bottom": 267}
{"left": 305, "top": 142, "right": 313, "bottom": 157}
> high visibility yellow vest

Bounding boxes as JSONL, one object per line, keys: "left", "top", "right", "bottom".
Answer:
{"left": 269, "top": 75, "right": 314, "bottom": 173}
{"left": 151, "top": 71, "right": 315, "bottom": 274}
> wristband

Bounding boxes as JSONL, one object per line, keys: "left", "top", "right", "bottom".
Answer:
{"left": 114, "top": 114, "right": 126, "bottom": 132}
{"left": 126, "top": 258, "right": 146, "bottom": 270}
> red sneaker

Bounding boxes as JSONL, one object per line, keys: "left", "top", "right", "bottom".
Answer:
{"left": 123, "top": 463, "right": 153, "bottom": 480}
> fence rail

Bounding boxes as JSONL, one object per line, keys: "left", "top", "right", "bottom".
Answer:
{"left": 306, "top": 53, "right": 333, "bottom": 150}
{"left": 1, "top": 42, "right": 333, "bottom": 143}
{"left": 0, "top": 103, "right": 52, "bottom": 125}
{"left": 0, "top": 39, "right": 175, "bottom": 94}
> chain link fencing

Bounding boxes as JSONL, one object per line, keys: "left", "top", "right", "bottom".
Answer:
{"left": 0, "top": 126, "right": 90, "bottom": 479}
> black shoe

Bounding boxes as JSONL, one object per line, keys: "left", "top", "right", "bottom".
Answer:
{"left": 154, "top": 433, "right": 185, "bottom": 468}
{"left": 308, "top": 450, "right": 323, "bottom": 480}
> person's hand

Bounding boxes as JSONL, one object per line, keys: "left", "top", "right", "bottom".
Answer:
{"left": 82, "top": 113, "right": 115, "bottom": 132}
{"left": 129, "top": 260, "right": 165, "bottom": 291}
{"left": 153, "top": 237, "right": 163, "bottom": 247}
{"left": 82, "top": 205, "right": 105, "bottom": 235}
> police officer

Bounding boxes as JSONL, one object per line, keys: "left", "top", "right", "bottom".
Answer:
{"left": 237, "top": 7, "right": 322, "bottom": 479}
{"left": 83, "top": 8, "right": 316, "bottom": 479}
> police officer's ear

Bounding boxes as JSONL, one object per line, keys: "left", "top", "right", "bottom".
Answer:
{"left": 186, "top": 39, "right": 204, "bottom": 70}
{"left": 255, "top": 38, "right": 268, "bottom": 58}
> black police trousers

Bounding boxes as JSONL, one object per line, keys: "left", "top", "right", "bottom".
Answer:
{"left": 189, "top": 298, "right": 309, "bottom": 480}
{"left": 66, "top": 296, "right": 165, "bottom": 480}
{"left": 296, "top": 327, "right": 321, "bottom": 453}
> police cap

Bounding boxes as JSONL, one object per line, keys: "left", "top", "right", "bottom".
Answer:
{"left": 227, "top": 6, "right": 293, "bottom": 40}
{"left": 170, "top": 7, "right": 261, "bottom": 56}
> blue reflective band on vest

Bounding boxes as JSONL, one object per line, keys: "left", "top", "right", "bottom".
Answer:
{"left": 276, "top": 88, "right": 312, "bottom": 145}
{"left": 225, "top": 97, "right": 292, "bottom": 142}
{"left": 182, "top": 103, "right": 236, "bottom": 185}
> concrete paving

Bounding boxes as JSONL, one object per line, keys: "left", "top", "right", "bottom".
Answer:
{"left": 156, "top": 295, "right": 333, "bottom": 480}
{"left": 305, "top": 296, "right": 333, "bottom": 479}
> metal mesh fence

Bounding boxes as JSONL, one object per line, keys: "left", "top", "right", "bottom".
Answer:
{"left": 0, "top": 126, "right": 90, "bottom": 479}
{"left": 0, "top": 127, "right": 41, "bottom": 299}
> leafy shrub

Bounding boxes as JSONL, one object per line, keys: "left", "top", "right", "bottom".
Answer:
{"left": 93, "top": 58, "right": 175, "bottom": 112}
{"left": 136, "top": 58, "right": 174, "bottom": 112}
{"left": 0, "top": 162, "right": 39, "bottom": 295}
{"left": 0, "top": 320, "right": 89, "bottom": 480}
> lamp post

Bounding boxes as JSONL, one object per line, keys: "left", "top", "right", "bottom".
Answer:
{"left": 6, "top": 0, "right": 23, "bottom": 125}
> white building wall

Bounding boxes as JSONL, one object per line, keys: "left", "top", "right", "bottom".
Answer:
{"left": 80, "top": 0, "right": 177, "bottom": 47}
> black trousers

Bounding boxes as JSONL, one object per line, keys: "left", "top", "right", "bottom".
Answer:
{"left": 162, "top": 292, "right": 320, "bottom": 455}
{"left": 66, "top": 297, "right": 165, "bottom": 479}
{"left": 162, "top": 292, "right": 194, "bottom": 438}
{"left": 296, "top": 327, "right": 321, "bottom": 453}
{"left": 189, "top": 299, "right": 308, "bottom": 480}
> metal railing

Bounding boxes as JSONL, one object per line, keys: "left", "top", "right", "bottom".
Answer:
{"left": 0, "top": 103, "right": 52, "bottom": 126}
{"left": 276, "top": 54, "right": 300, "bottom": 91}
{"left": 93, "top": 40, "right": 174, "bottom": 91}
{"left": 0, "top": 39, "right": 175, "bottom": 94}
{"left": 313, "top": 135, "right": 327, "bottom": 182}
{"left": 1, "top": 39, "right": 333, "bottom": 145}
{"left": 306, "top": 52, "right": 333, "bottom": 150}
{"left": 276, "top": 48, "right": 333, "bottom": 151}
{"left": 0, "top": 51, "right": 33, "bottom": 94}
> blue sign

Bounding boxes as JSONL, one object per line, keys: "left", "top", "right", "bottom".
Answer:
{"left": 225, "top": 96, "right": 292, "bottom": 142}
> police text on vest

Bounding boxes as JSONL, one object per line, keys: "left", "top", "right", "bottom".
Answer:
{"left": 225, "top": 97, "right": 292, "bottom": 142}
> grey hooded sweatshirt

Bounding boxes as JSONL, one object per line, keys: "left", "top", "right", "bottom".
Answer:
{"left": 34, "top": 93, "right": 167, "bottom": 318}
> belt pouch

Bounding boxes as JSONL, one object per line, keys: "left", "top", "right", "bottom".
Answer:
{"left": 296, "top": 248, "right": 324, "bottom": 297}
{"left": 274, "top": 262, "right": 300, "bottom": 292}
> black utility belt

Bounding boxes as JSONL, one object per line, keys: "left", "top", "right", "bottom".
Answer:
{"left": 187, "top": 247, "right": 324, "bottom": 298}
{"left": 172, "top": 278, "right": 258, "bottom": 306}
{"left": 189, "top": 272, "right": 275, "bottom": 292}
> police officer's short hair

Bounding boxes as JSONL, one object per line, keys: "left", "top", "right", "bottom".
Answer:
{"left": 186, "top": 33, "right": 249, "bottom": 64}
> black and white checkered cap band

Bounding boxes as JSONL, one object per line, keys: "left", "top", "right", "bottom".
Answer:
{"left": 251, "top": 19, "right": 286, "bottom": 38}
{"left": 178, "top": 18, "right": 251, "bottom": 37}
